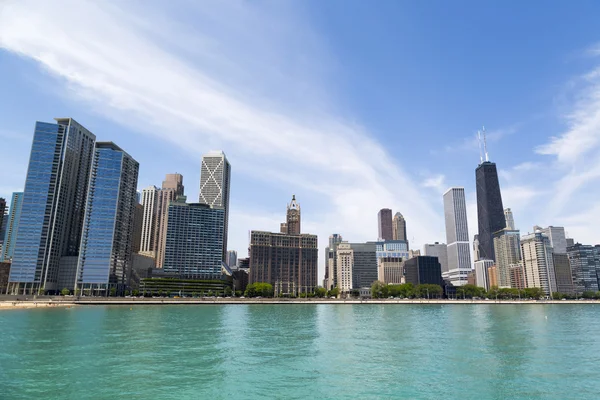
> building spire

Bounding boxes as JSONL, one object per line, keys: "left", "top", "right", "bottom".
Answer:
{"left": 482, "top": 126, "right": 489, "bottom": 162}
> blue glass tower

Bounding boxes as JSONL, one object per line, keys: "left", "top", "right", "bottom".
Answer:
{"left": 1, "top": 192, "right": 24, "bottom": 262}
{"left": 163, "top": 198, "right": 225, "bottom": 279}
{"left": 9, "top": 119, "right": 96, "bottom": 294}
{"left": 76, "top": 142, "right": 139, "bottom": 295}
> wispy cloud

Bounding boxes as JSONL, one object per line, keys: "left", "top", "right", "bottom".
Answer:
{"left": 422, "top": 174, "right": 446, "bottom": 193}
{"left": 442, "top": 126, "right": 517, "bottom": 154}
{"left": 0, "top": 0, "right": 443, "bottom": 271}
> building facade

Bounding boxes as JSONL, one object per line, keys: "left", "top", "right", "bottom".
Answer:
{"left": 378, "top": 257, "right": 404, "bottom": 285}
{"left": 284, "top": 195, "right": 301, "bottom": 235}
{"left": 336, "top": 242, "right": 353, "bottom": 293}
{"left": 226, "top": 250, "right": 238, "bottom": 269}
{"left": 567, "top": 243, "right": 600, "bottom": 294}
{"left": 493, "top": 229, "right": 521, "bottom": 288}
{"left": 377, "top": 208, "right": 393, "bottom": 241}
{"left": 75, "top": 142, "right": 139, "bottom": 294}
{"left": 155, "top": 174, "right": 184, "bottom": 267}
{"left": 403, "top": 256, "right": 444, "bottom": 287}
{"left": 199, "top": 151, "right": 231, "bottom": 260}
{"left": 553, "top": 253, "right": 574, "bottom": 294}
{"left": 351, "top": 242, "right": 378, "bottom": 289}
{"left": 488, "top": 265, "right": 499, "bottom": 288}
{"left": 536, "top": 226, "right": 567, "bottom": 254}
{"left": 131, "top": 203, "right": 143, "bottom": 254}
{"left": 521, "top": 231, "right": 557, "bottom": 296}
{"left": 392, "top": 212, "right": 407, "bottom": 242}
{"left": 324, "top": 234, "right": 343, "bottom": 289}
{"left": 140, "top": 185, "right": 159, "bottom": 257}
{"left": 443, "top": 187, "right": 472, "bottom": 286}
{"left": 509, "top": 264, "right": 525, "bottom": 289}
{"left": 1, "top": 192, "right": 24, "bottom": 262}
{"left": 9, "top": 119, "right": 96, "bottom": 294}
{"left": 504, "top": 208, "right": 515, "bottom": 230}
{"left": 474, "top": 259, "right": 494, "bottom": 290}
{"left": 163, "top": 199, "right": 225, "bottom": 279}
{"left": 476, "top": 161, "right": 506, "bottom": 261}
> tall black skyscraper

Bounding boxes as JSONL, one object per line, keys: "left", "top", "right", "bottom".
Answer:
{"left": 476, "top": 161, "right": 506, "bottom": 261}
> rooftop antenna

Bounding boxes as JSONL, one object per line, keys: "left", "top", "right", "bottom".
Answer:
{"left": 482, "top": 125, "right": 489, "bottom": 162}
{"left": 477, "top": 130, "right": 483, "bottom": 164}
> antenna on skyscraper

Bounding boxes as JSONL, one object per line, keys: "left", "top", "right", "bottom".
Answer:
{"left": 482, "top": 126, "right": 489, "bottom": 162}
{"left": 477, "top": 130, "right": 483, "bottom": 164}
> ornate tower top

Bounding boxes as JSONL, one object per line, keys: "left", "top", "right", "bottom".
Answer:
{"left": 285, "top": 195, "right": 301, "bottom": 235}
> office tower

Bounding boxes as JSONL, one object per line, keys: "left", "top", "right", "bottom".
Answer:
{"left": 566, "top": 238, "right": 575, "bottom": 248}
{"left": 238, "top": 258, "right": 250, "bottom": 271}
{"left": 509, "top": 264, "right": 525, "bottom": 289}
{"left": 474, "top": 259, "right": 494, "bottom": 290}
{"left": 521, "top": 231, "right": 557, "bottom": 295}
{"left": 567, "top": 243, "right": 600, "bottom": 293}
{"left": 226, "top": 250, "right": 238, "bottom": 268}
{"left": 493, "top": 229, "right": 521, "bottom": 288}
{"left": 0, "top": 198, "right": 6, "bottom": 249}
{"left": 504, "top": 208, "right": 515, "bottom": 230}
{"left": 131, "top": 203, "right": 143, "bottom": 253}
{"left": 377, "top": 208, "right": 393, "bottom": 241}
{"left": 199, "top": 151, "right": 231, "bottom": 260}
{"left": 403, "top": 256, "right": 444, "bottom": 287}
{"left": 249, "top": 196, "right": 318, "bottom": 296}
{"left": 535, "top": 226, "right": 567, "bottom": 254}
{"left": 392, "top": 212, "right": 407, "bottom": 242}
{"left": 423, "top": 243, "right": 448, "bottom": 277}
{"left": 443, "top": 187, "right": 472, "bottom": 286}
{"left": 1, "top": 192, "right": 24, "bottom": 262}
{"left": 351, "top": 242, "right": 378, "bottom": 288}
{"left": 163, "top": 197, "right": 225, "bottom": 278}
{"left": 476, "top": 159, "right": 506, "bottom": 261}
{"left": 9, "top": 119, "right": 96, "bottom": 294}
{"left": 487, "top": 265, "right": 499, "bottom": 288}
{"left": 75, "top": 143, "right": 139, "bottom": 294}
{"left": 324, "top": 234, "right": 343, "bottom": 290}
{"left": 140, "top": 185, "right": 159, "bottom": 257}
{"left": 155, "top": 174, "right": 184, "bottom": 267}
{"left": 336, "top": 242, "right": 353, "bottom": 293}
{"left": 378, "top": 257, "right": 404, "bottom": 285}
{"left": 553, "top": 253, "right": 574, "bottom": 294}
{"left": 284, "top": 195, "right": 301, "bottom": 235}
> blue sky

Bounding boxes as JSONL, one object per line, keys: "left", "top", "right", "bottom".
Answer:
{"left": 1, "top": 1, "right": 600, "bottom": 277}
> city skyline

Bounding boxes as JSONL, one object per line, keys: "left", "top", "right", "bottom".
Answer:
{"left": 2, "top": 2, "right": 600, "bottom": 282}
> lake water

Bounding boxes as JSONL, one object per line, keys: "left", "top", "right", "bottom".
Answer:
{"left": 1, "top": 304, "right": 599, "bottom": 399}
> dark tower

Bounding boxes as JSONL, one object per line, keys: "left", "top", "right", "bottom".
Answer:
{"left": 378, "top": 208, "right": 393, "bottom": 241}
{"left": 475, "top": 128, "right": 505, "bottom": 261}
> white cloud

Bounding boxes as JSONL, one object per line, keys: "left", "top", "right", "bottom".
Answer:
{"left": 422, "top": 174, "right": 446, "bottom": 193}
{"left": 0, "top": 0, "right": 443, "bottom": 277}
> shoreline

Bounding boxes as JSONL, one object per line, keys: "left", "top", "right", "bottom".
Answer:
{"left": 2, "top": 298, "right": 600, "bottom": 308}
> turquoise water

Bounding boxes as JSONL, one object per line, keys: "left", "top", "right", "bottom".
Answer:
{"left": 1, "top": 304, "right": 599, "bottom": 399}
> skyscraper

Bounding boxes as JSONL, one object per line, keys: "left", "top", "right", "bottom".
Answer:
{"left": 553, "top": 253, "right": 574, "bottom": 294}
{"left": 226, "top": 250, "right": 238, "bottom": 268}
{"left": 443, "top": 187, "right": 472, "bottom": 286}
{"left": 155, "top": 174, "right": 184, "bottom": 267}
{"left": 285, "top": 195, "right": 301, "bottom": 235}
{"left": 75, "top": 142, "right": 139, "bottom": 294}
{"left": 476, "top": 160, "right": 506, "bottom": 261}
{"left": 521, "top": 231, "right": 557, "bottom": 295}
{"left": 1, "top": 192, "right": 24, "bottom": 262}
{"left": 336, "top": 242, "right": 354, "bottom": 293}
{"left": 423, "top": 243, "right": 448, "bottom": 277}
{"left": 504, "top": 208, "right": 515, "bottom": 230}
{"left": 403, "top": 256, "right": 444, "bottom": 287}
{"left": 324, "top": 234, "right": 343, "bottom": 290}
{"left": 131, "top": 203, "right": 143, "bottom": 254}
{"left": 474, "top": 259, "right": 494, "bottom": 290}
{"left": 377, "top": 208, "right": 393, "bottom": 241}
{"left": 9, "top": 119, "right": 96, "bottom": 294}
{"left": 140, "top": 185, "right": 159, "bottom": 257}
{"left": 493, "top": 229, "right": 521, "bottom": 288}
{"left": 535, "top": 226, "right": 567, "bottom": 254}
{"left": 199, "top": 151, "right": 231, "bottom": 260}
{"left": 249, "top": 195, "right": 318, "bottom": 296}
{"left": 0, "top": 198, "right": 6, "bottom": 252}
{"left": 392, "top": 212, "right": 407, "bottom": 241}
{"left": 567, "top": 243, "right": 600, "bottom": 294}
{"left": 163, "top": 197, "right": 225, "bottom": 278}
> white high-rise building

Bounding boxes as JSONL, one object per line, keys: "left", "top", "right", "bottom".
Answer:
{"left": 443, "top": 187, "right": 472, "bottom": 286}
{"left": 504, "top": 208, "right": 515, "bottom": 230}
{"left": 140, "top": 185, "right": 158, "bottom": 257}
{"left": 493, "top": 229, "right": 521, "bottom": 288}
{"left": 521, "top": 230, "right": 557, "bottom": 296}
{"left": 474, "top": 259, "right": 494, "bottom": 290}
{"left": 199, "top": 151, "right": 231, "bottom": 260}
{"left": 423, "top": 243, "right": 448, "bottom": 276}
{"left": 534, "top": 226, "right": 567, "bottom": 254}
{"left": 336, "top": 242, "right": 354, "bottom": 293}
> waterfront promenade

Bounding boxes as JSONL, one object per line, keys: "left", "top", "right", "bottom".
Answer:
{"left": 1, "top": 296, "right": 600, "bottom": 308}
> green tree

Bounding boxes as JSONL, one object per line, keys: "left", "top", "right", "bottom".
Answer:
{"left": 415, "top": 284, "right": 442, "bottom": 298}
{"left": 327, "top": 287, "right": 340, "bottom": 298}
{"left": 235, "top": 290, "right": 243, "bottom": 297}
{"left": 61, "top": 288, "right": 70, "bottom": 296}
{"left": 370, "top": 281, "right": 388, "bottom": 299}
{"left": 350, "top": 289, "right": 360, "bottom": 298}
{"left": 244, "top": 283, "right": 274, "bottom": 298}
{"left": 132, "top": 289, "right": 139, "bottom": 297}
{"left": 224, "top": 287, "right": 233, "bottom": 297}
{"left": 110, "top": 287, "right": 117, "bottom": 297}
{"left": 456, "top": 284, "right": 486, "bottom": 299}
{"left": 552, "top": 292, "right": 563, "bottom": 300}
{"left": 523, "top": 287, "right": 543, "bottom": 299}
{"left": 314, "top": 287, "right": 327, "bottom": 298}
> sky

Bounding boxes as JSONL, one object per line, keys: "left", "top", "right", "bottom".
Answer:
{"left": 1, "top": 0, "right": 600, "bottom": 279}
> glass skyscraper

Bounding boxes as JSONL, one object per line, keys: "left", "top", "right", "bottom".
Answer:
{"left": 163, "top": 198, "right": 225, "bottom": 279}
{"left": 76, "top": 142, "right": 139, "bottom": 294}
{"left": 476, "top": 161, "right": 506, "bottom": 261}
{"left": 9, "top": 119, "right": 96, "bottom": 294}
{"left": 1, "top": 192, "right": 24, "bottom": 262}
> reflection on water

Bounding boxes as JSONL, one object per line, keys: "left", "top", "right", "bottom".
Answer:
{"left": 1, "top": 304, "right": 600, "bottom": 399}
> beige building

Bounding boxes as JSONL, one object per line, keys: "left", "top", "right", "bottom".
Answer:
{"left": 336, "top": 242, "right": 354, "bottom": 293}
{"left": 509, "top": 264, "right": 525, "bottom": 289}
{"left": 155, "top": 174, "right": 184, "bottom": 268}
{"left": 488, "top": 265, "right": 499, "bottom": 288}
{"left": 521, "top": 231, "right": 556, "bottom": 295}
{"left": 378, "top": 257, "right": 404, "bottom": 285}
{"left": 493, "top": 229, "right": 521, "bottom": 288}
{"left": 140, "top": 185, "right": 159, "bottom": 257}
